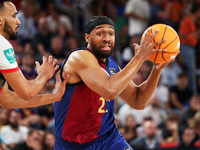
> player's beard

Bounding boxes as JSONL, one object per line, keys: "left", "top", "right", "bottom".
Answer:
{"left": 4, "top": 19, "right": 18, "bottom": 40}
{"left": 90, "top": 40, "right": 114, "bottom": 59}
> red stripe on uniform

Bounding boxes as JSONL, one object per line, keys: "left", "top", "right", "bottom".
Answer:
{"left": 62, "top": 84, "right": 104, "bottom": 144}
{"left": 0, "top": 67, "right": 19, "bottom": 73}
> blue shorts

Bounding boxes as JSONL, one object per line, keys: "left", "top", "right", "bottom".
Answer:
{"left": 54, "top": 125, "right": 133, "bottom": 150}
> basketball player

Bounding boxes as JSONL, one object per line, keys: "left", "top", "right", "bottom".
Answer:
{"left": 54, "top": 16, "right": 168, "bottom": 150}
{"left": 0, "top": 0, "right": 59, "bottom": 100}
{"left": 0, "top": 0, "right": 70, "bottom": 108}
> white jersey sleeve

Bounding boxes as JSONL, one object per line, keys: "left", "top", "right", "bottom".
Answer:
{"left": 0, "top": 34, "right": 19, "bottom": 73}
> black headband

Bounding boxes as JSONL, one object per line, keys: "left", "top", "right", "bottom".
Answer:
{"left": 85, "top": 17, "right": 115, "bottom": 34}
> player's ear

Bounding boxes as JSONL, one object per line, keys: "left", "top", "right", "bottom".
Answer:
{"left": 85, "top": 34, "right": 90, "bottom": 43}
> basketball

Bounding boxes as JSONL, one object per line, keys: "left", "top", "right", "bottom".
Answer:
{"left": 141, "top": 24, "right": 180, "bottom": 63}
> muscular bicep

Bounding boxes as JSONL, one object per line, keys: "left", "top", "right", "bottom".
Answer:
{"left": 2, "top": 70, "right": 29, "bottom": 98}
{"left": 64, "top": 51, "right": 112, "bottom": 98}
{"left": 79, "top": 60, "right": 111, "bottom": 91}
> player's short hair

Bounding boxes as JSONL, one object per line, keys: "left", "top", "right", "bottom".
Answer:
{"left": 84, "top": 16, "right": 115, "bottom": 34}
{"left": 0, "top": 0, "right": 11, "bottom": 12}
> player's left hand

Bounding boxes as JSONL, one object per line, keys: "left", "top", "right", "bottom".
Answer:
{"left": 54, "top": 71, "right": 70, "bottom": 100}
{"left": 35, "top": 55, "right": 59, "bottom": 79}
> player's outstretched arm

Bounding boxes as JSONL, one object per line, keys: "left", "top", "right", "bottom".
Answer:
{"left": 0, "top": 71, "right": 70, "bottom": 109}
{"left": 3, "top": 56, "right": 59, "bottom": 100}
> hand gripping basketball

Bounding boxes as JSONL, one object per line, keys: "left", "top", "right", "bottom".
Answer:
{"left": 141, "top": 24, "right": 180, "bottom": 63}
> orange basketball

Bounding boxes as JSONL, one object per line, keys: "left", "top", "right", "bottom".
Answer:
{"left": 141, "top": 24, "right": 180, "bottom": 63}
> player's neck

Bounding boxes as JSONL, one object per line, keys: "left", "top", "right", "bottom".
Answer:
{"left": 0, "top": 31, "right": 9, "bottom": 40}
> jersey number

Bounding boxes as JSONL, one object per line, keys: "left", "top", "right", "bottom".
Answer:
{"left": 98, "top": 97, "right": 108, "bottom": 113}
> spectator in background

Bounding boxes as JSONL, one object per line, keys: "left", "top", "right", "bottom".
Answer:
{"left": 57, "top": 23, "right": 72, "bottom": 50}
{"left": 161, "top": 61, "right": 183, "bottom": 88}
{"left": 41, "top": 131, "right": 55, "bottom": 150}
{"left": 154, "top": 75, "right": 169, "bottom": 110}
{"left": 0, "top": 140, "right": 3, "bottom": 150}
{"left": 32, "top": 16, "right": 53, "bottom": 61}
{"left": 138, "top": 61, "right": 152, "bottom": 81}
{"left": 179, "top": 94, "right": 200, "bottom": 136}
{"left": 176, "top": 127, "right": 197, "bottom": 150}
{"left": 112, "top": 0, "right": 127, "bottom": 42}
{"left": 130, "top": 120, "right": 161, "bottom": 150}
{"left": 191, "top": 111, "right": 200, "bottom": 143}
{"left": 123, "top": 0, "right": 150, "bottom": 38}
{"left": 160, "top": 114, "right": 179, "bottom": 144}
{"left": 198, "top": 75, "right": 200, "bottom": 94}
{"left": 65, "top": 37, "right": 79, "bottom": 56}
{"left": 49, "top": 36, "right": 66, "bottom": 65}
{"left": 23, "top": 43, "right": 35, "bottom": 56}
{"left": 114, "top": 113, "right": 122, "bottom": 130}
{"left": 37, "top": 104, "right": 55, "bottom": 132}
{"left": 121, "top": 35, "right": 140, "bottom": 67}
{"left": 46, "top": 7, "right": 73, "bottom": 34}
{"left": 71, "top": 0, "right": 92, "bottom": 44}
{"left": 17, "top": 1, "right": 37, "bottom": 46}
{"left": 0, "top": 110, "right": 28, "bottom": 149}
{"left": 0, "top": 109, "right": 9, "bottom": 130}
{"left": 169, "top": 73, "right": 193, "bottom": 114}
{"left": 142, "top": 93, "right": 168, "bottom": 127}
{"left": 20, "top": 54, "right": 37, "bottom": 80}
{"left": 0, "top": 139, "right": 7, "bottom": 150}
{"left": 103, "top": 0, "right": 117, "bottom": 23}
{"left": 118, "top": 103, "right": 145, "bottom": 126}
{"left": 119, "top": 114, "right": 138, "bottom": 145}
{"left": 149, "top": 0, "right": 172, "bottom": 26}
{"left": 15, "top": 101, "right": 40, "bottom": 129}
{"left": 53, "top": 0, "right": 73, "bottom": 16}
{"left": 136, "top": 116, "right": 153, "bottom": 139}
{"left": 178, "top": 4, "right": 200, "bottom": 93}
{"left": 168, "top": 0, "right": 182, "bottom": 32}
{"left": 11, "top": 129, "right": 43, "bottom": 150}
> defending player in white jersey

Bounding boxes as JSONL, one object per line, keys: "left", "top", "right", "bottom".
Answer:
{"left": 0, "top": 0, "right": 69, "bottom": 109}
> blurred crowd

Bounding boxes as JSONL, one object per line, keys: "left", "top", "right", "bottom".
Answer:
{"left": 0, "top": 0, "right": 200, "bottom": 150}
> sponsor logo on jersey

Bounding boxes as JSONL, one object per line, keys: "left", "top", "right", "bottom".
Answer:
{"left": 124, "top": 147, "right": 132, "bottom": 150}
{"left": 109, "top": 68, "right": 116, "bottom": 75}
{"left": 3, "top": 48, "right": 16, "bottom": 64}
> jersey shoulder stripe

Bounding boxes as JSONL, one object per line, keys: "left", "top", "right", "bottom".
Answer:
{"left": 0, "top": 35, "right": 18, "bottom": 70}
{"left": 0, "top": 67, "right": 19, "bottom": 73}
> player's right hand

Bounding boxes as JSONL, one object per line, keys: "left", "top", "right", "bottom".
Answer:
{"left": 54, "top": 71, "right": 70, "bottom": 100}
{"left": 35, "top": 55, "right": 59, "bottom": 80}
{"left": 133, "top": 28, "right": 166, "bottom": 61}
